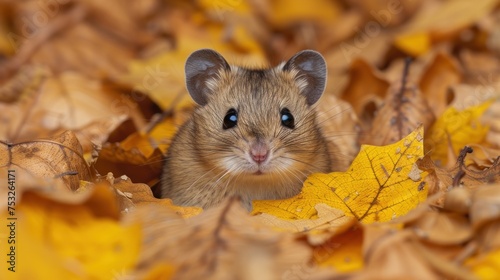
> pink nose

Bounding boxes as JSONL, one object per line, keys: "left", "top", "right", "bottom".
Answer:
{"left": 250, "top": 143, "right": 269, "bottom": 164}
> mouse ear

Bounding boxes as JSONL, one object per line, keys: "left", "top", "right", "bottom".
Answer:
{"left": 185, "top": 49, "right": 230, "bottom": 105}
{"left": 283, "top": 50, "right": 327, "bottom": 105}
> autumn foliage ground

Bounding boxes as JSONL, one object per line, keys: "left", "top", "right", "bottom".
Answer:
{"left": 1, "top": 0, "right": 500, "bottom": 279}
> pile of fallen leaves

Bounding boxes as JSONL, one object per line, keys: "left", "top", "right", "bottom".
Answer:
{"left": 1, "top": 0, "right": 500, "bottom": 279}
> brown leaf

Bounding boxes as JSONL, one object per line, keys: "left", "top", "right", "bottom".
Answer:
{"left": 361, "top": 77, "right": 435, "bottom": 146}
{"left": 459, "top": 50, "right": 500, "bottom": 84}
{"left": 111, "top": 175, "right": 201, "bottom": 218}
{"left": 442, "top": 187, "right": 472, "bottom": 214}
{"left": 469, "top": 184, "right": 500, "bottom": 255}
{"left": 470, "top": 184, "right": 500, "bottom": 230}
{"left": 0, "top": 71, "right": 142, "bottom": 155}
{"left": 419, "top": 52, "right": 462, "bottom": 117}
{"left": 340, "top": 58, "right": 390, "bottom": 125}
{"left": 418, "top": 148, "right": 500, "bottom": 197}
{"left": 0, "top": 131, "right": 92, "bottom": 191}
{"left": 359, "top": 226, "right": 476, "bottom": 280}
{"left": 407, "top": 211, "right": 473, "bottom": 245}
{"left": 124, "top": 199, "right": 312, "bottom": 280}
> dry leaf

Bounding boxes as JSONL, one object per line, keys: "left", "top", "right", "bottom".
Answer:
{"left": 0, "top": 131, "right": 92, "bottom": 193}
{"left": 112, "top": 175, "right": 202, "bottom": 218}
{"left": 359, "top": 226, "right": 475, "bottom": 280}
{"left": 418, "top": 148, "right": 500, "bottom": 197}
{"left": 419, "top": 52, "right": 462, "bottom": 117}
{"left": 340, "top": 58, "right": 390, "bottom": 126}
{"left": 125, "top": 199, "right": 312, "bottom": 280}
{"left": 0, "top": 71, "right": 141, "bottom": 154}
{"left": 362, "top": 79, "right": 435, "bottom": 146}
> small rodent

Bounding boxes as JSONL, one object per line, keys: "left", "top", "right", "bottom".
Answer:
{"left": 160, "top": 49, "right": 336, "bottom": 210}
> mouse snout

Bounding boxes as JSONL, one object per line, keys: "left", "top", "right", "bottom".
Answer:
{"left": 250, "top": 142, "right": 269, "bottom": 164}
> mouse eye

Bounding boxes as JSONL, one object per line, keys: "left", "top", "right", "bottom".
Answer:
{"left": 280, "top": 108, "right": 295, "bottom": 129}
{"left": 223, "top": 108, "right": 238, "bottom": 129}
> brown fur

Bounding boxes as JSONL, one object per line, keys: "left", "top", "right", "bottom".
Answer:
{"left": 161, "top": 61, "right": 335, "bottom": 210}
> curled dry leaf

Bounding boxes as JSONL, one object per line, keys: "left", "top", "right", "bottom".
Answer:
{"left": 252, "top": 125, "right": 428, "bottom": 224}
{"left": 0, "top": 131, "right": 92, "bottom": 196}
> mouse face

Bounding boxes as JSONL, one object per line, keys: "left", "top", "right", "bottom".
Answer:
{"left": 192, "top": 68, "right": 328, "bottom": 183}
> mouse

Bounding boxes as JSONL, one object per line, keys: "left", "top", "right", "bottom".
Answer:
{"left": 160, "top": 48, "right": 337, "bottom": 210}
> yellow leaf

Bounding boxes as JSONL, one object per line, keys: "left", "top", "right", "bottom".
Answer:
{"left": 0, "top": 187, "right": 141, "bottom": 280}
{"left": 252, "top": 125, "right": 428, "bottom": 224}
{"left": 465, "top": 249, "right": 500, "bottom": 279}
{"left": 314, "top": 227, "right": 364, "bottom": 273}
{"left": 426, "top": 101, "right": 492, "bottom": 166}
{"left": 393, "top": 32, "right": 430, "bottom": 57}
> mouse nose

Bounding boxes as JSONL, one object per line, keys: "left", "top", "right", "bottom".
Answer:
{"left": 250, "top": 142, "right": 269, "bottom": 164}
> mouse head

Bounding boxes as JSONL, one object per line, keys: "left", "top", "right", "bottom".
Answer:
{"left": 184, "top": 49, "right": 330, "bottom": 187}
